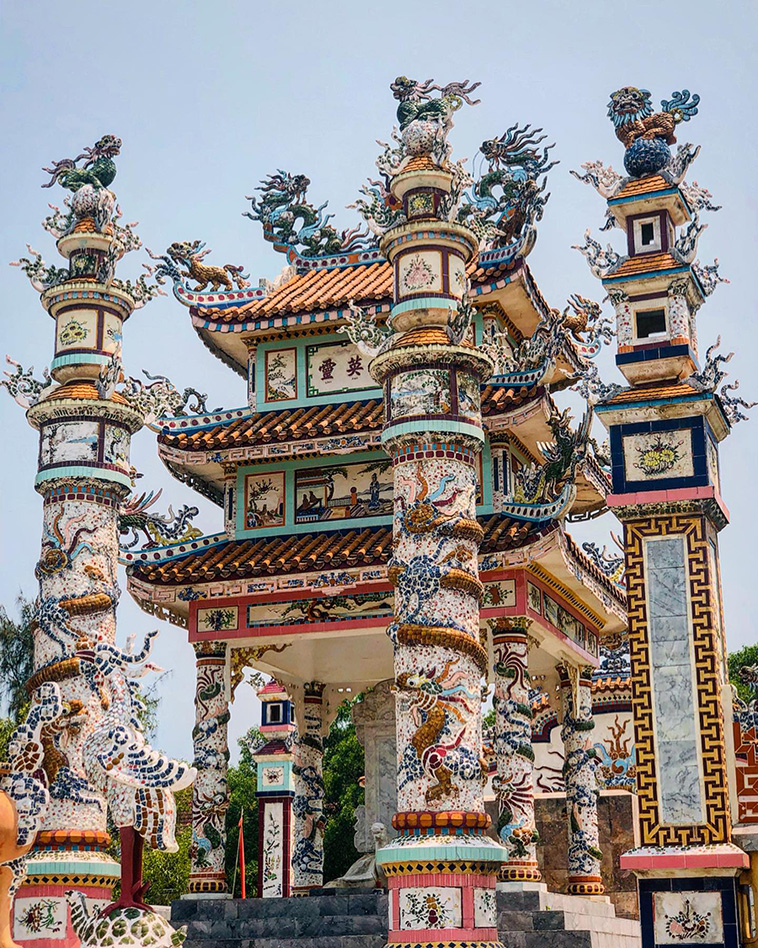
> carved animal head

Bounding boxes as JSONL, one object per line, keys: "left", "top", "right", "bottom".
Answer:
{"left": 390, "top": 76, "right": 429, "bottom": 102}
{"left": 167, "top": 240, "right": 203, "bottom": 264}
{"left": 607, "top": 87, "right": 653, "bottom": 127}
{"left": 91, "top": 134, "right": 122, "bottom": 159}
{"left": 259, "top": 171, "right": 310, "bottom": 201}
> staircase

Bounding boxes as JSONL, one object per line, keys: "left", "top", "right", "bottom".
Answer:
{"left": 173, "top": 885, "right": 640, "bottom": 947}
{"left": 173, "top": 890, "right": 387, "bottom": 948}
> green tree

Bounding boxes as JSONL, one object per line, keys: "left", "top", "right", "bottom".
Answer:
{"left": 0, "top": 595, "right": 35, "bottom": 723}
{"left": 225, "top": 729, "right": 259, "bottom": 897}
{"left": 323, "top": 697, "right": 365, "bottom": 883}
{"left": 729, "top": 644, "right": 758, "bottom": 704}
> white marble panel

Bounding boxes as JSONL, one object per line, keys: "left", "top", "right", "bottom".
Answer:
{"left": 657, "top": 739, "right": 703, "bottom": 823}
{"left": 653, "top": 890, "right": 723, "bottom": 943}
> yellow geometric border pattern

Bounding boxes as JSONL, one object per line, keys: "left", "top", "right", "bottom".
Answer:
{"left": 382, "top": 861, "right": 499, "bottom": 877}
{"left": 625, "top": 513, "right": 731, "bottom": 846}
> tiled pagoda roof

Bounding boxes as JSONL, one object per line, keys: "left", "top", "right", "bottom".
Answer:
{"left": 192, "top": 258, "right": 534, "bottom": 322}
{"left": 45, "top": 380, "right": 128, "bottom": 405}
{"left": 157, "top": 386, "right": 541, "bottom": 454}
{"left": 602, "top": 380, "right": 702, "bottom": 406}
{"left": 129, "top": 514, "right": 547, "bottom": 586}
{"left": 611, "top": 175, "right": 671, "bottom": 201}
{"left": 605, "top": 251, "right": 683, "bottom": 280}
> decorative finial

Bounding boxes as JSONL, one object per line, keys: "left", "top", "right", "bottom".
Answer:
{"left": 42, "top": 134, "right": 122, "bottom": 192}
{"left": 389, "top": 76, "right": 481, "bottom": 163}
{"left": 606, "top": 86, "right": 700, "bottom": 177}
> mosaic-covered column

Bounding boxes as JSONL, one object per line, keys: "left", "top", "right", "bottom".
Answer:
{"left": 189, "top": 643, "right": 230, "bottom": 894}
{"left": 369, "top": 81, "right": 505, "bottom": 948}
{"left": 6, "top": 146, "right": 146, "bottom": 944}
{"left": 291, "top": 681, "right": 325, "bottom": 895}
{"left": 491, "top": 618, "right": 540, "bottom": 883}
{"left": 559, "top": 664, "right": 604, "bottom": 896}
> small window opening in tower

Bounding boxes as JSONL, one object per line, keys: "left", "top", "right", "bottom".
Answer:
{"left": 640, "top": 221, "right": 655, "bottom": 246}
{"left": 636, "top": 308, "right": 667, "bottom": 339}
{"left": 267, "top": 703, "right": 283, "bottom": 724}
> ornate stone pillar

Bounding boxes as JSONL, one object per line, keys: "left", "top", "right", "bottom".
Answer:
{"left": 291, "top": 681, "right": 325, "bottom": 894}
{"left": 189, "top": 643, "right": 230, "bottom": 894}
{"left": 559, "top": 664, "right": 604, "bottom": 896}
{"left": 367, "top": 78, "right": 505, "bottom": 948}
{"left": 491, "top": 618, "right": 540, "bottom": 883}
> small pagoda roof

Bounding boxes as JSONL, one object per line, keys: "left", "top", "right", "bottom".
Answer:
{"left": 158, "top": 398, "right": 384, "bottom": 453}
{"left": 129, "top": 513, "right": 545, "bottom": 587}
{"left": 190, "top": 257, "right": 553, "bottom": 375}
{"left": 603, "top": 251, "right": 686, "bottom": 282}
{"left": 610, "top": 174, "right": 672, "bottom": 201}
{"left": 596, "top": 379, "right": 730, "bottom": 440}
{"left": 601, "top": 380, "right": 701, "bottom": 406}
{"left": 45, "top": 379, "right": 128, "bottom": 406}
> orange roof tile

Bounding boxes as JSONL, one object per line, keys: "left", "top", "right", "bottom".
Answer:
{"left": 159, "top": 399, "right": 384, "bottom": 451}
{"left": 46, "top": 380, "right": 127, "bottom": 405}
{"left": 606, "top": 252, "right": 682, "bottom": 279}
{"left": 158, "top": 387, "right": 536, "bottom": 453}
{"left": 195, "top": 259, "right": 520, "bottom": 322}
{"left": 612, "top": 175, "right": 671, "bottom": 200}
{"left": 392, "top": 327, "right": 474, "bottom": 349}
{"left": 403, "top": 156, "right": 440, "bottom": 172}
{"left": 130, "top": 515, "right": 546, "bottom": 586}
{"left": 603, "top": 380, "right": 699, "bottom": 406}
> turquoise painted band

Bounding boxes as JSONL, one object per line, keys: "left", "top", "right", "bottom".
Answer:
{"left": 381, "top": 419, "right": 484, "bottom": 443}
{"left": 390, "top": 296, "right": 459, "bottom": 318}
{"left": 35, "top": 465, "right": 132, "bottom": 489}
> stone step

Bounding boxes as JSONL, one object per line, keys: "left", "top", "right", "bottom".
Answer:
{"left": 174, "top": 887, "right": 641, "bottom": 948}
{"left": 186, "top": 939, "right": 385, "bottom": 948}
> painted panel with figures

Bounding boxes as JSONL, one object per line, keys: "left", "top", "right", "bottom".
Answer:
{"left": 247, "top": 591, "right": 393, "bottom": 628}
{"left": 295, "top": 458, "right": 392, "bottom": 523}
{"left": 244, "top": 472, "right": 286, "bottom": 529}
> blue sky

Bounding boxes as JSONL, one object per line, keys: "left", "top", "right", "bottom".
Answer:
{"left": 1, "top": 1, "right": 756, "bottom": 762}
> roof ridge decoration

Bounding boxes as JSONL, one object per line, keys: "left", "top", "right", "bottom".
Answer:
{"left": 244, "top": 170, "right": 378, "bottom": 263}
{"left": 458, "top": 124, "right": 558, "bottom": 265}
{"left": 607, "top": 86, "right": 700, "bottom": 178}
{"left": 683, "top": 336, "right": 757, "bottom": 425}
{"left": 507, "top": 404, "right": 593, "bottom": 519}
{"left": 118, "top": 488, "right": 202, "bottom": 552}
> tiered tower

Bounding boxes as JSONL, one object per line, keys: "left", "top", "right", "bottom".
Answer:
{"left": 251, "top": 681, "right": 296, "bottom": 899}
{"left": 4, "top": 138, "right": 191, "bottom": 948}
{"left": 9, "top": 138, "right": 141, "bottom": 944}
{"left": 575, "top": 86, "right": 751, "bottom": 948}
{"left": 368, "top": 81, "right": 506, "bottom": 948}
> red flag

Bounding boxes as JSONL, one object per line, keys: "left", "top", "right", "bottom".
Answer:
{"left": 238, "top": 809, "right": 246, "bottom": 899}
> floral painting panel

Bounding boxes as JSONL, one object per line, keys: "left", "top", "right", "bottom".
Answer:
{"left": 623, "top": 429, "right": 694, "bottom": 482}
{"left": 265, "top": 348, "right": 297, "bottom": 402}
{"left": 397, "top": 250, "right": 442, "bottom": 297}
